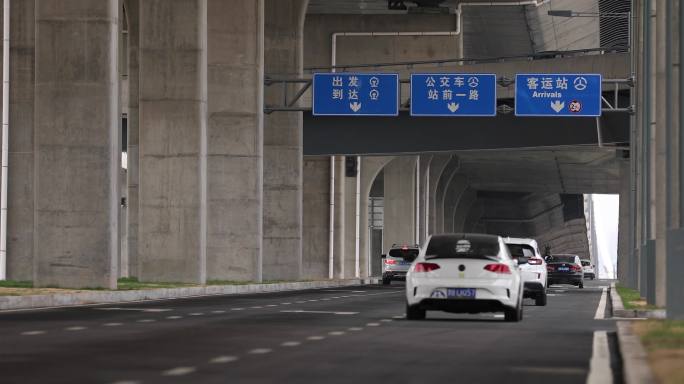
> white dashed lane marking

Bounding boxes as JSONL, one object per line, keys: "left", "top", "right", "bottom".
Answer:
{"left": 328, "top": 331, "right": 345, "bottom": 336}
{"left": 348, "top": 327, "right": 364, "bottom": 331}
{"left": 248, "top": 348, "right": 273, "bottom": 354}
{"left": 162, "top": 367, "right": 196, "bottom": 376}
{"left": 366, "top": 322, "right": 381, "bottom": 327}
{"left": 103, "top": 323, "right": 123, "bottom": 327}
{"left": 280, "top": 310, "right": 359, "bottom": 315}
{"left": 380, "top": 319, "right": 392, "bottom": 322}
{"left": 211, "top": 310, "right": 226, "bottom": 314}
{"left": 281, "top": 341, "right": 301, "bottom": 347}
{"left": 307, "top": 336, "right": 325, "bottom": 341}
{"left": 137, "top": 319, "right": 156, "bottom": 323}
{"left": 65, "top": 326, "right": 87, "bottom": 331}
{"left": 231, "top": 308, "right": 245, "bottom": 311}
{"left": 166, "top": 316, "right": 182, "bottom": 320}
{"left": 189, "top": 312, "right": 204, "bottom": 316}
{"left": 281, "top": 302, "right": 292, "bottom": 305}
{"left": 210, "top": 356, "right": 239, "bottom": 364}
{"left": 265, "top": 304, "right": 278, "bottom": 307}
{"left": 21, "top": 330, "right": 45, "bottom": 336}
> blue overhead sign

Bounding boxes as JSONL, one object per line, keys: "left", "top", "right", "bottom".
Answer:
{"left": 410, "top": 73, "right": 497, "bottom": 116}
{"left": 515, "top": 74, "right": 602, "bottom": 117}
{"left": 312, "top": 73, "right": 399, "bottom": 116}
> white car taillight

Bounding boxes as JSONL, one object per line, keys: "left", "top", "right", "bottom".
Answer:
{"left": 414, "top": 262, "right": 440, "bottom": 272}
{"left": 483, "top": 263, "right": 511, "bottom": 274}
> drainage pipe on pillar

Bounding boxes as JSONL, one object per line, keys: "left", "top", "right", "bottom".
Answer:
{"left": 0, "top": 0, "right": 9, "bottom": 281}
{"left": 329, "top": 157, "right": 335, "bottom": 279}
{"left": 415, "top": 157, "right": 420, "bottom": 245}
{"left": 642, "top": 0, "right": 652, "bottom": 243}
{"left": 425, "top": 160, "right": 430, "bottom": 242}
{"left": 354, "top": 156, "right": 361, "bottom": 278}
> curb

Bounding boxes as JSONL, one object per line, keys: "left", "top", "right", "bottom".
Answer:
{"left": 610, "top": 282, "right": 667, "bottom": 319}
{"left": 616, "top": 321, "right": 656, "bottom": 384}
{"left": 0, "top": 278, "right": 378, "bottom": 311}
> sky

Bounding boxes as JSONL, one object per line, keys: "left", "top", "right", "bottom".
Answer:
{"left": 590, "top": 194, "right": 619, "bottom": 279}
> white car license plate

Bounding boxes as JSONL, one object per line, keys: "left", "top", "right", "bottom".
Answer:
{"left": 447, "top": 288, "right": 476, "bottom": 299}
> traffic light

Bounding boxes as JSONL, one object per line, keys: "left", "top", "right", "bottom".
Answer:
{"left": 345, "top": 156, "right": 358, "bottom": 177}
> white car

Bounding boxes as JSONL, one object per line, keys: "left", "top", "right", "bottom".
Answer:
{"left": 581, "top": 259, "right": 596, "bottom": 280}
{"left": 503, "top": 237, "right": 548, "bottom": 306}
{"left": 405, "top": 233, "right": 524, "bottom": 322}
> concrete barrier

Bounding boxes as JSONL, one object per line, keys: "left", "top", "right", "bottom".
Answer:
{"left": 0, "top": 279, "right": 378, "bottom": 311}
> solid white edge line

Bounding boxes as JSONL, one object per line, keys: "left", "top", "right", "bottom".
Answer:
{"left": 586, "top": 330, "right": 612, "bottom": 384}
{"left": 594, "top": 287, "right": 607, "bottom": 320}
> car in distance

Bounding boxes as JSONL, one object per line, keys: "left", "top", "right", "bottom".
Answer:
{"left": 547, "top": 254, "right": 584, "bottom": 289}
{"left": 503, "top": 237, "right": 548, "bottom": 306}
{"left": 581, "top": 259, "right": 596, "bottom": 280}
{"left": 381, "top": 244, "right": 420, "bottom": 285}
{"left": 405, "top": 233, "right": 524, "bottom": 322}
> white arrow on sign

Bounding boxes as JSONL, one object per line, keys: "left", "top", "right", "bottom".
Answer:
{"left": 447, "top": 102, "right": 460, "bottom": 113}
{"left": 349, "top": 102, "right": 362, "bottom": 112}
{"left": 550, "top": 100, "right": 565, "bottom": 113}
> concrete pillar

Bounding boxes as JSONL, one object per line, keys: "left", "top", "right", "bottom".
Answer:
{"left": 343, "top": 157, "right": 358, "bottom": 278}
{"left": 655, "top": 0, "right": 667, "bottom": 306}
{"left": 383, "top": 156, "right": 417, "bottom": 252}
{"left": 617, "top": 159, "right": 635, "bottom": 287}
{"left": 261, "top": 0, "right": 308, "bottom": 281}
{"left": 205, "top": 0, "right": 264, "bottom": 282}
{"left": 418, "top": 155, "right": 432, "bottom": 244}
{"left": 359, "top": 156, "right": 393, "bottom": 278}
{"left": 443, "top": 174, "right": 467, "bottom": 233}
{"left": 138, "top": 0, "right": 207, "bottom": 283}
{"left": 666, "top": 0, "right": 684, "bottom": 320}
{"left": 125, "top": 0, "right": 140, "bottom": 278}
{"left": 334, "top": 156, "right": 345, "bottom": 278}
{"left": 6, "top": 0, "right": 34, "bottom": 280}
{"left": 302, "top": 156, "right": 328, "bottom": 279}
{"left": 33, "top": 1, "right": 119, "bottom": 288}
{"left": 434, "top": 156, "right": 459, "bottom": 234}
{"left": 426, "top": 154, "right": 451, "bottom": 236}
{"left": 453, "top": 188, "right": 477, "bottom": 233}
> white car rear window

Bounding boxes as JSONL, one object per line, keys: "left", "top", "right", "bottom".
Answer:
{"left": 425, "top": 235, "right": 501, "bottom": 260}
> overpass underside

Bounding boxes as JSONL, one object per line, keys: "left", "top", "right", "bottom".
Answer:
{"left": 5, "top": 0, "right": 675, "bottom": 317}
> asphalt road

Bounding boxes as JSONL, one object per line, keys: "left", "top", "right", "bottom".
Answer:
{"left": 0, "top": 280, "right": 616, "bottom": 384}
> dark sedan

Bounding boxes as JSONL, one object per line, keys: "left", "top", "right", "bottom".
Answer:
{"left": 546, "top": 254, "right": 584, "bottom": 289}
